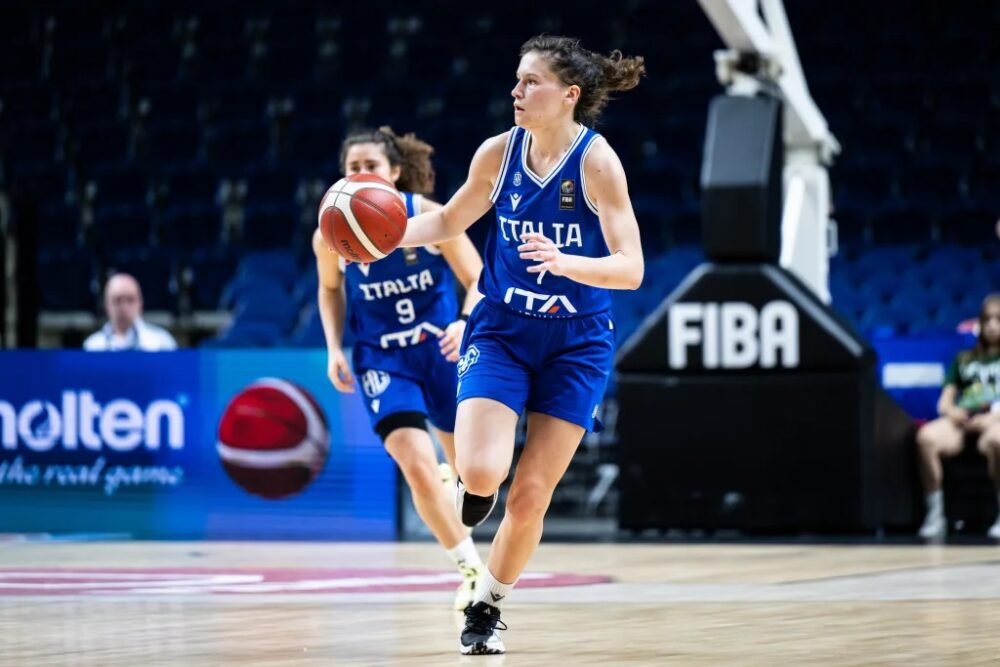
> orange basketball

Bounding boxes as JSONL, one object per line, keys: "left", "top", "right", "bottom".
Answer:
{"left": 318, "top": 174, "right": 408, "bottom": 263}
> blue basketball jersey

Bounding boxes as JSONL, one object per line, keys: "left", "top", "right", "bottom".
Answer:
{"left": 481, "top": 125, "right": 611, "bottom": 318}
{"left": 343, "top": 192, "right": 457, "bottom": 349}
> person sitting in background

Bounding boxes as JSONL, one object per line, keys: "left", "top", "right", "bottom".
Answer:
{"left": 83, "top": 273, "right": 177, "bottom": 351}
{"left": 916, "top": 294, "right": 1000, "bottom": 539}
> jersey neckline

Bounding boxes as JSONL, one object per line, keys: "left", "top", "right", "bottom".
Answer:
{"left": 520, "top": 123, "right": 587, "bottom": 188}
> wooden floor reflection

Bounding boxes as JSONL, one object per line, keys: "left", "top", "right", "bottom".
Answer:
{"left": 1, "top": 542, "right": 998, "bottom": 665}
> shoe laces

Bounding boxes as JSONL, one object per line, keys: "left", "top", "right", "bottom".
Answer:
{"left": 464, "top": 603, "right": 507, "bottom": 634}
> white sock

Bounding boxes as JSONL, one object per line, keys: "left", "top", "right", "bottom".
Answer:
{"left": 474, "top": 567, "right": 516, "bottom": 610}
{"left": 925, "top": 490, "right": 944, "bottom": 516}
{"left": 446, "top": 537, "right": 482, "bottom": 571}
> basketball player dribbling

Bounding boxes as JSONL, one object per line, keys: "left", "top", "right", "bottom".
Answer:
{"left": 312, "top": 127, "right": 486, "bottom": 611}
{"left": 400, "top": 36, "right": 646, "bottom": 654}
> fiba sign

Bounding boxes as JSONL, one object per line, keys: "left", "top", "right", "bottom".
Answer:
{"left": 668, "top": 300, "right": 800, "bottom": 370}
{"left": 217, "top": 378, "right": 330, "bottom": 500}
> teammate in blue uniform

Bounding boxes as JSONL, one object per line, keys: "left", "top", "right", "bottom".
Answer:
{"left": 312, "top": 127, "right": 486, "bottom": 610}
{"left": 400, "top": 36, "right": 646, "bottom": 654}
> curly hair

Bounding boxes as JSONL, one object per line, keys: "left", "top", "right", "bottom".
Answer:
{"left": 339, "top": 126, "right": 435, "bottom": 195}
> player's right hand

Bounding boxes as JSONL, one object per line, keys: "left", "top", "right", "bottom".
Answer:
{"left": 327, "top": 349, "right": 356, "bottom": 393}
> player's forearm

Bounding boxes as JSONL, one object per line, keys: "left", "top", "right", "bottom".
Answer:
{"left": 317, "top": 285, "right": 347, "bottom": 351}
{"left": 562, "top": 251, "right": 644, "bottom": 290}
{"left": 402, "top": 208, "right": 467, "bottom": 247}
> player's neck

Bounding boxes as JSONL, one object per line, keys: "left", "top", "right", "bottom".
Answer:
{"left": 526, "top": 121, "right": 581, "bottom": 162}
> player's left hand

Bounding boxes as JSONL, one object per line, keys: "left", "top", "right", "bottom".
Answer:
{"left": 438, "top": 319, "right": 466, "bottom": 362}
{"left": 519, "top": 232, "right": 568, "bottom": 277}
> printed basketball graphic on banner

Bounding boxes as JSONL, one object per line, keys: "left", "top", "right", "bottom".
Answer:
{"left": 217, "top": 378, "right": 330, "bottom": 500}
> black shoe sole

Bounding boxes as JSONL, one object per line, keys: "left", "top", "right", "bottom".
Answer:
{"left": 459, "top": 641, "right": 504, "bottom": 655}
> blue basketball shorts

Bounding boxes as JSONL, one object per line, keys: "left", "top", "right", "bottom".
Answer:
{"left": 456, "top": 300, "right": 616, "bottom": 432}
{"left": 352, "top": 340, "right": 458, "bottom": 433}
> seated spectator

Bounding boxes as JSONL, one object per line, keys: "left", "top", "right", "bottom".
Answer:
{"left": 83, "top": 273, "right": 177, "bottom": 351}
{"left": 916, "top": 294, "right": 1000, "bottom": 539}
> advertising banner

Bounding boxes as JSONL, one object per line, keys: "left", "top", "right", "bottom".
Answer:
{"left": 0, "top": 351, "right": 396, "bottom": 540}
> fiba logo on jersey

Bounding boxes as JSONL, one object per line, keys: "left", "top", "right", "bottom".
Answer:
{"left": 216, "top": 378, "right": 330, "bottom": 499}
{"left": 513, "top": 171, "right": 522, "bottom": 187}
{"left": 559, "top": 179, "right": 575, "bottom": 210}
{"left": 457, "top": 345, "right": 480, "bottom": 377}
{"left": 361, "top": 370, "right": 391, "bottom": 398}
{"left": 668, "top": 301, "right": 800, "bottom": 370}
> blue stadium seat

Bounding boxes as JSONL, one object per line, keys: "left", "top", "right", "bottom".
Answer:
{"left": 284, "top": 304, "right": 326, "bottom": 347}
{"left": 939, "top": 208, "right": 996, "bottom": 246}
{"left": 225, "top": 281, "right": 299, "bottom": 332}
{"left": 125, "top": 42, "right": 181, "bottom": 83}
{"left": 75, "top": 121, "right": 133, "bottom": 168}
{"left": 92, "top": 205, "right": 153, "bottom": 254}
{"left": 870, "top": 206, "right": 934, "bottom": 244}
{"left": 37, "top": 248, "right": 97, "bottom": 310}
{"left": 161, "top": 165, "right": 220, "bottom": 208}
{"left": 145, "top": 122, "right": 202, "bottom": 166}
{"left": 2, "top": 120, "right": 59, "bottom": 169}
{"left": 290, "top": 119, "right": 342, "bottom": 169}
{"left": 241, "top": 202, "right": 298, "bottom": 248}
{"left": 968, "top": 165, "right": 1000, "bottom": 209}
{"left": 90, "top": 164, "right": 150, "bottom": 210}
{"left": 205, "top": 321, "right": 284, "bottom": 348}
{"left": 48, "top": 42, "right": 111, "bottom": 83}
{"left": 291, "top": 269, "right": 319, "bottom": 307}
{"left": 38, "top": 202, "right": 81, "bottom": 250}
{"left": 203, "top": 121, "right": 271, "bottom": 168}
{"left": 188, "top": 248, "right": 239, "bottom": 310}
{"left": 219, "top": 275, "right": 288, "bottom": 311}
{"left": 243, "top": 163, "right": 300, "bottom": 204}
{"left": 158, "top": 205, "right": 223, "bottom": 251}
{"left": 898, "top": 164, "right": 961, "bottom": 211}
{"left": 64, "top": 82, "right": 124, "bottom": 127}
{"left": 139, "top": 83, "right": 200, "bottom": 125}
{"left": 235, "top": 250, "right": 300, "bottom": 291}
{"left": 835, "top": 164, "right": 894, "bottom": 209}
{"left": 0, "top": 85, "right": 53, "bottom": 125}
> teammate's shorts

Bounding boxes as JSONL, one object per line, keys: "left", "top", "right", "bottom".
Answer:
{"left": 456, "top": 300, "right": 615, "bottom": 432}
{"left": 353, "top": 340, "right": 458, "bottom": 433}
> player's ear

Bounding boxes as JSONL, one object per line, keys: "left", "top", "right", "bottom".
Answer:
{"left": 389, "top": 164, "right": 402, "bottom": 184}
{"left": 565, "top": 84, "right": 581, "bottom": 106}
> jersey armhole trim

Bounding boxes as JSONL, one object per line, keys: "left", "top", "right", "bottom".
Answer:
{"left": 411, "top": 193, "right": 423, "bottom": 216}
{"left": 579, "top": 134, "right": 601, "bottom": 216}
{"left": 489, "top": 128, "right": 518, "bottom": 204}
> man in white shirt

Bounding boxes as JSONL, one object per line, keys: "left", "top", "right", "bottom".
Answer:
{"left": 83, "top": 273, "right": 178, "bottom": 351}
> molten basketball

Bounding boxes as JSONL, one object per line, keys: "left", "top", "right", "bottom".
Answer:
{"left": 216, "top": 378, "right": 330, "bottom": 500}
{"left": 318, "top": 174, "right": 408, "bottom": 263}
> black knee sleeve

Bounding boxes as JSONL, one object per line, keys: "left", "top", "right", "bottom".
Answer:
{"left": 374, "top": 411, "right": 428, "bottom": 442}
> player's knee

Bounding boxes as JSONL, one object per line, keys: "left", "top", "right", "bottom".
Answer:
{"left": 916, "top": 423, "right": 943, "bottom": 451}
{"left": 385, "top": 432, "right": 434, "bottom": 484}
{"left": 457, "top": 462, "right": 505, "bottom": 496}
{"left": 978, "top": 434, "right": 1000, "bottom": 456}
{"left": 505, "top": 479, "right": 552, "bottom": 525}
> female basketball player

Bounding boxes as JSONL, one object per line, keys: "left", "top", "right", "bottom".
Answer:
{"left": 313, "top": 127, "right": 485, "bottom": 610}
{"left": 916, "top": 294, "right": 1000, "bottom": 540}
{"left": 400, "top": 36, "right": 645, "bottom": 654}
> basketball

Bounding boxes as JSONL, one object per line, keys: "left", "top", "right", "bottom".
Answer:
{"left": 216, "top": 378, "right": 330, "bottom": 500}
{"left": 318, "top": 173, "right": 408, "bottom": 263}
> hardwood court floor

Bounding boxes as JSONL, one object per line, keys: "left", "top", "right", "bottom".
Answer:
{"left": 1, "top": 541, "right": 998, "bottom": 665}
